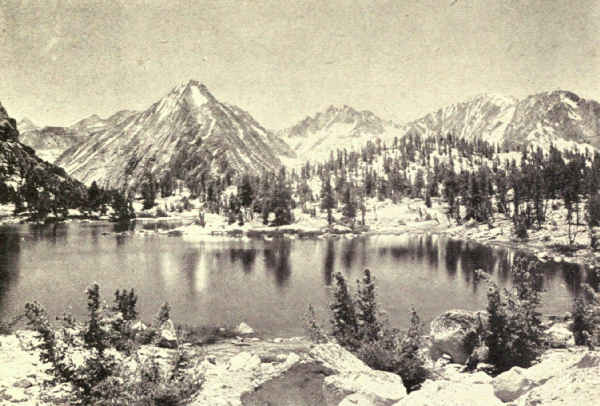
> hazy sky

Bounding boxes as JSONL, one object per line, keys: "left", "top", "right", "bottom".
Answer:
{"left": 1, "top": 0, "right": 599, "bottom": 129}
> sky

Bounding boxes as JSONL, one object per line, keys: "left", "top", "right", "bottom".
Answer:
{"left": 0, "top": 0, "right": 599, "bottom": 129}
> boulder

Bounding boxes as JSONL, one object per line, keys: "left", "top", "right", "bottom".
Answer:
{"left": 12, "top": 378, "right": 33, "bottom": 388}
{"left": 130, "top": 320, "right": 147, "bottom": 334}
{"left": 234, "top": 321, "right": 255, "bottom": 336}
{"left": 323, "top": 371, "right": 407, "bottom": 406}
{"left": 394, "top": 380, "right": 502, "bottom": 406}
{"left": 433, "top": 362, "right": 492, "bottom": 385}
{"left": 515, "top": 351, "right": 600, "bottom": 406}
{"left": 339, "top": 393, "right": 378, "bottom": 405}
{"left": 491, "top": 349, "right": 596, "bottom": 403}
{"left": 464, "top": 218, "right": 478, "bottom": 228}
{"left": 157, "top": 319, "right": 178, "bottom": 349}
{"left": 309, "top": 342, "right": 371, "bottom": 374}
{"left": 469, "top": 343, "right": 489, "bottom": 364}
{"left": 522, "top": 348, "right": 589, "bottom": 386}
{"left": 429, "top": 310, "right": 488, "bottom": 364}
{"left": 545, "top": 323, "right": 574, "bottom": 348}
{"left": 228, "top": 351, "right": 261, "bottom": 371}
{"left": 308, "top": 343, "right": 407, "bottom": 405}
{"left": 492, "top": 367, "right": 534, "bottom": 402}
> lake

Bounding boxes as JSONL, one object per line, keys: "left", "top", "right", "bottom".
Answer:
{"left": 0, "top": 221, "right": 595, "bottom": 337}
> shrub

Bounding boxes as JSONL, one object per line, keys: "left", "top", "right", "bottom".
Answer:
{"left": 484, "top": 257, "right": 544, "bottom": 373}
{"left": 397, "top": 309, "right": 428, "bottom": 390}
{"left": 156, "top": 302, "right": 171, "bottom": 327}
{"left": 328, "top": 270, "right": 428, "bottom": 391}
{"left": 24, "top": 284, "right": 202, "bottom": 405}
{"left": 89, "top": 349, "right": 202, "bottom": 406}
{"left": 24, "top": 301, "right": 62, "bottom": 379}
{"left": 303, "top": 304, "right": 328, "bottom": 344}
{"left": 572, "top": 283, "right": 600, "bottom": 348}
{"left": 0, "top": 313, "right": 24, "bottom": 335}
{"left": 113, "top": 288, "right": 138, "bottom": 322}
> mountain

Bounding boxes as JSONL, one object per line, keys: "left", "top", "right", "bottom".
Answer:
{"left": 56, "top": 80, "right": 290, "bottom": 190}
{"left": 18, "top": 110, "right": 137, "bottom": 163}
{"left": 400, "top": 91, "right": 600, "bottom": 151}
{"left": 278, "top": 90, "right": 600, "bottom": 165}
{"left": 17, "top": 117, "right": 38, "bottom": 133}
{"left": 0, "top": 102, "right": 85, "bottom": 208}
{"left": 277, "top": 105, "right": 403, "bottom": 161}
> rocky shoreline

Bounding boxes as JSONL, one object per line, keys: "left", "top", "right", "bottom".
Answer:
{"left": 0, "top": 312, "right": 598, "bottom": 405}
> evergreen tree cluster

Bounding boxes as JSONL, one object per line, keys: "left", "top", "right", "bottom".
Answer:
{"left": 0, "top": 168, "right": 135, "bottom": 223}
{"left": 324, "top": 269, "right": 428, "bottom": 391}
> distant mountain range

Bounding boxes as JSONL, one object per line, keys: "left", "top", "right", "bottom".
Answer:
{"left": 18, "top": 110, "right": 136, "bottom": 162}
{"left": 18, "top": 84, "right": 600, "bottom": 190}
{"left": 398, "top": 91, "right": 600, "bottom": 151}
{"left": 0, "top": 102, "right": 84, "bottom": 204}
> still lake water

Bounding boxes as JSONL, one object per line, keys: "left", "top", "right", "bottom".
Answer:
{"left": 0, "top": 221, "right": 595, "bottom": 337}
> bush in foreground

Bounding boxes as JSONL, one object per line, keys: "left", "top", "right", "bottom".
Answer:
{"left": 484, "top": 257, "right": 545, "bottom": 373}
{"left": 309, "top": 269, "right": 428, "bottom": 391}
{"left": 572, "top": 281, "right": 600, "bottom": 348}
{"left": 24, "top": 284, "right": 201, "bottom": 405}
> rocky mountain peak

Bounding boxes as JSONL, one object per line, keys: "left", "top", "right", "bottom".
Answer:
{"left": 17, "top": 117, "right": 38, "bottom": 133}
{"left": 71, "top": 113, "right": 106, "bottom": 130}
{"left": 56, "top": 80, "right": 284, "bottom": 190}
{"left": 171, "top": 79, "right": 216, "bottom": 107}
{"left": 466, "top": 93, "right": 518, "bottom": 108}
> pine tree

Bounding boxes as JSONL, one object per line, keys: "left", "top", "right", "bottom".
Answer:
{"left": 342, "top": 184, "right": 357, "bottom": 225}
{"left": 356, "top": 269, "right": 381, "bottom": 341}
{"left": 413, "top": 169, "right": 425, "bottom": 198}
{"left": 84, "top": 283, "right": 106, "bottom": 354}
{"left": 562, "top": 158, "right": 584, "bottom": 246}
{"left": 238, "top": 174, "right": 254, "bottom": 208}
{"left": 330, "top": 272, "right": 359, "bottom": 349}
{"left": 271, "top": 169, "right": 293, "bottom": 226}
{"left": 87, "top": 181, "right": 101, "bottom": 214}
{"left": 141, "top": 173, "right": 157, "bottom": 210}
{"left": 586, "top": 192, "right": 600, "bottom": 249}
{"left": 321, "top": 176, "right": 336, "bottom": 225}
{"left": 113, "top": 289, "right": 138, "bottom": 321}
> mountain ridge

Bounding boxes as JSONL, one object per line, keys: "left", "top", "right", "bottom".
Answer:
{"left": 277, "top": 89, "right": 600, "bottom": 164}
{"left": 399, "top": 90, "right": 600, "bottom": 151}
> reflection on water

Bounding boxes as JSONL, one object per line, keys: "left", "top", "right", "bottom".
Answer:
{"left": 0, "top": 228, "right": 20, "bottom": 310}
{"left": 0, "top": 222, "right": 594, "bottom": 336}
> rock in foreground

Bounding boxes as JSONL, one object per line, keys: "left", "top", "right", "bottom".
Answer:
{"left": 429, "top": 309, "right": 488, "bottom": 364}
